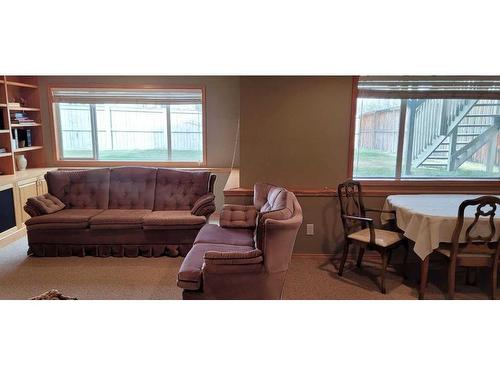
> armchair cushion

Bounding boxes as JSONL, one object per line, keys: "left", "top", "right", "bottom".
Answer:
{"left": 26, "top": 194, "right": 65, "bottom": 215}
{"left": 194, "top": 224, "right": 255, "bottom": 247}
{"left": 219, "top": 204, "right": 257, "bottom": 229}
{"left": 191, "top": 193, "right": 216, "bottom": 216}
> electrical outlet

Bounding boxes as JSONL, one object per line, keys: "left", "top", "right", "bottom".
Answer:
{"left": 306, "top": 224, "right": 314, "bottom": 236}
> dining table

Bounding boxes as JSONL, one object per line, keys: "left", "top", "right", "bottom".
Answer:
{"left": 381, "top": 194, "right": 500, "bottom": 299}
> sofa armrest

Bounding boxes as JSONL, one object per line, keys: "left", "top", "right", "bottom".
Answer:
{"left": 24, "top": 204, "right": 43, "bottom": 218}
{"left": 191, "top": 193, "right": 216, "bottom": 217}
{"left": 219, "top": 204, "right": 257, "bottom": 229}
{"left": 24, "top": 194, "right": 65, "bottom": 217}
{"left": 204, "top": 249, "right": 263, "bottom": 265}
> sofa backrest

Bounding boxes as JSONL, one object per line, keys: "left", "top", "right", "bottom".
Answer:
{"left": 108, "top": 167, "right": 157, "bottom": 209}
{"left": 46, "top": 167, "right": 213, "bottom": 211}
{"left": 154, "top": 168, "right": 211, "bottom": 211}
{"left": 46, "top": 168, "right": 110, "bottom": 209}
{"left": 252, "top": 185, "right": 302, "bottom": 273}
{"left": 261, "top": 192, "right": 302, "bottom": 274}
{"left": 254, "top": 183, "right": 295, "bottom": 249}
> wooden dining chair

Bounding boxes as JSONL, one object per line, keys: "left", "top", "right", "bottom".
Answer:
{"left": 427, "top": 196, "right": 500, "bottom": 300}
{"left": 337, "top": 180, "right": 409, "bottom": 294}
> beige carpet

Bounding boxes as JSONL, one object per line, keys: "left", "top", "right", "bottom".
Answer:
{"left": 0, "top": 236, "right": 494, "bottom": 299}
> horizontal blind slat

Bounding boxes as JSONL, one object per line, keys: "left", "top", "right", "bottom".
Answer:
{"left": 358, "top": 77, "right": 500, "bottom": 98}
{"left": 51, "top": 88, "right": 202, "bottom": 104}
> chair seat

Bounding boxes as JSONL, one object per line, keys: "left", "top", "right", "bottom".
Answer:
{"left": 348, "top": 228, "right": 404, "bottom": 247}
{"left": 436, "top": 249, "right": 493, "bottom": 258}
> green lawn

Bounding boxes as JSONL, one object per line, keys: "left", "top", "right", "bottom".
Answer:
{"left": 63, "top": 149, "right": 202, "bottom": 162}
{"left": 354, "top": 148, "right": 499, "bottom": 178}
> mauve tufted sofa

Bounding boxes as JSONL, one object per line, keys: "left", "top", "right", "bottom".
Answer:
{"left": 177, "top": 183, "right": 303, "bottom": 299}
{"left": 24, "top": 167, "right": 216, "bottom": 257}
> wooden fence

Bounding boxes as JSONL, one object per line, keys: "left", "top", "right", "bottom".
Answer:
{"left": 355, "top": 108, "right": 400, "bottom": 154}
{"left": 59, "top": 104, "right": 202, "bottom": 152}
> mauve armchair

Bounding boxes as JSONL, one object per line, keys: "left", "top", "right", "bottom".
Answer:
{"left": 178, "top": 183, "right": 303, "bottom": 299}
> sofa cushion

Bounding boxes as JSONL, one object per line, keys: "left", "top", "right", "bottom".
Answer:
{"left": 109, "top": 167, "right": 157, "bottom": 209}
{"left": 143, "top": 210, "right": 206, "bottom": 230}
{"left": 177, "top": 243, "right": 255, "bottom": 290}
{"left": 154, "top": 169, "right": 211, "bottom": 211}
{"left": 194, "top": 224, "right": 255, "bottom": 247}
{"left": 26, "top": 209, "right": 104, "bottom": 230}
{"left": 46, "top": 169, "right": 110, "bottom": 209}
{"left": 90, "top": 209, "right": 151, "bottom": 230}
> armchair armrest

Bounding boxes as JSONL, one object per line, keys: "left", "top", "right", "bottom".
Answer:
{"left": 342, "top": 215, "right": 376, "bottom": 246}
{"left": 342, "top": 215, "right": 373, "bottom": 224}
{"left": 219, "top": 204, "right": 257, "bottom": 229}
{"left": 204, "top": 249, "right": 263, "bottom": 265}
{"left": 24, "top": 194, "right": 65, "bottom": 217}
{"left": 191, "top": 193, "right": 216, "bottom": 217}
{"left": 203, "top": 250, "right": 264, "bottom": 274}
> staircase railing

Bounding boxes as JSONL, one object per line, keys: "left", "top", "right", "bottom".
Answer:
{"left": 405, "top": 99, "right": 477, "bottom": 172}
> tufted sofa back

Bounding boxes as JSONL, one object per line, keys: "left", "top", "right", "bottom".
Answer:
{"left": 154, "top": 168, "right": 211, "bottom": 210}
{"left": 46, "top": 167, "right": 213, "bottom": 211}
{"left": 46, "top": 168, "right": 110, "bottom": 209}
{"left": 108, "top": 167, "right": 157, "bottom": 209}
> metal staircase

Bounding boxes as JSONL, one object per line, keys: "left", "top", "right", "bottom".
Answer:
{"left": 406, "top": 99, "right": 500, "bottom": 173}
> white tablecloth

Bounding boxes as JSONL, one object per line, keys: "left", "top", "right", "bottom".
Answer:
{"left": 381, "top": 194, "right": 500, "bottom": 260}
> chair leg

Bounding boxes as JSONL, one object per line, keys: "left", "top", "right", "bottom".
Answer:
{"left": 402, "top": 240, "right": 410, "bottom": 279}
{"left": 338, "top": 241, "right": 350, "bottom": 276}
{"left": 419, "top": 255, "right": 430, "bottom": 300}
{"left": 356, "top": 246, "right": 365, "bottom": 268}
{"left": 448, "top": 259, "right": 456, "bottom": 300}
{"left": 380, "top": 250, "right": 390, "bottom": 294}
{"left": 492, "top": 256, "right": 499, "bottom": 300}
{"left": 387, "top": 249, "right": 393, "bottom": 266}
{"left": 466, "top": 267, "right": 477, "bottom": 286}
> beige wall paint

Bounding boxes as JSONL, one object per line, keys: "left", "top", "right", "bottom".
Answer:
{"left": 38, "top": 76, "right": 240, "bottom": 209}
{"left": 240, "top": 76, "right": 354, "bottom": 188}
{"left": 239, "top": 76, "right": 355, "bottom": 253}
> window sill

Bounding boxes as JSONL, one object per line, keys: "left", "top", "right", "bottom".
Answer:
{"left": 357, "top": 179, "right": 500, "bottom": 196}
{"left": 52, "top": 160, "right": 230, "bottom": 173}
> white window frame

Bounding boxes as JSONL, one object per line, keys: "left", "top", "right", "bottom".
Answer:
{"left": 49, "top": 84, "right": 207, "bottom": 167}
{"left": 351, "top": 77, "right": 500, "bottom": 181}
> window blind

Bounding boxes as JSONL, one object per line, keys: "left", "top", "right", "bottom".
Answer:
{"left": 51, "top": 88, "right": 203, "bottom": 104}
{"left": 358, "top": 76, "right": 500, "bottom": 99}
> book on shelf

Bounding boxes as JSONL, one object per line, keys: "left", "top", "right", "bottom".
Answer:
{"left": 13, "top": 128, "right": 33, "bottom": 148}
{"left": 0, "top": 148, "right": 6, "bottom": 153}
{"left": 11, "top": 119, "right": 35, "bottom": 124}
{"left": 10, "top": 112, "right": 34, "bottom": 124}
{"left": 8, "top": 102, "right": 21, "bottom": 108}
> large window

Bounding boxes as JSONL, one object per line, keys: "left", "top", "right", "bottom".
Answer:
{"left": 51, "top": 87, "right": 204, "bottom": 164}
{"left": 353, "top": 78, "right": 500, "bottom": 179}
